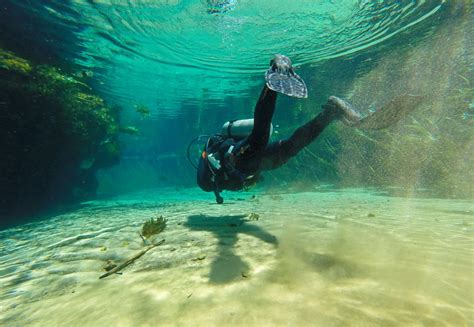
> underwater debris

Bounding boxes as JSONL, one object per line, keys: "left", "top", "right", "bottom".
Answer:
{"left": 103, "top": 260, "right": 117, "bottom": 272}
{"left": 141, "top": 215, "right": 167, "bottom": 239}
{"left": 247, "top": 212, "right": 260, "bottom": 221}
{"left": 249, "top": 195, "right": 260, "bottom": 203}
{"left": 191, "top": 255, "right": 206, "bottom": 261}
{"left": 99, "top": 239, "right": 165, "bottom": 279}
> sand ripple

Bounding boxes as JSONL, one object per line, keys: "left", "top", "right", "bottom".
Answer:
{"left": 0, "top": 188, "right": 472, "bottom": 326}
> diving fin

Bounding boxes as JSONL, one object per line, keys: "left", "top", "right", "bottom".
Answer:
{"left": 357, "top": 94, "right": 424, "bottom": 130}
{"left": 324, "top": 96, "right": 362, "bottom": 126}
{"left": 265, "top": 54, "right": 308, "bottom": 98}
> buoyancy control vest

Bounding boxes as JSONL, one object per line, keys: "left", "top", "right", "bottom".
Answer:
{"left": 195, "top": 119, "right": 273, "bottom": 203}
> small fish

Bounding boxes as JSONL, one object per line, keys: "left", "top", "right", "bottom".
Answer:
{"left": 120, "top": 126, "right": 139, "bottom": 135}
{"left": 135, "top": 104, "right": 150, "bottom": 116}
{"left": 100, "top": 137, "right": 112, "bottom": 146}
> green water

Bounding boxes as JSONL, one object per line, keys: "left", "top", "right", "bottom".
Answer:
{"left": 0, "top": 1, "right": 473, "bottom": 326}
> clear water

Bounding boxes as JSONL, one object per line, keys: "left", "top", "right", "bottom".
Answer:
{"left": 1, "top": 1, "right": 473, "bottom": 326}
{"left": 1, "top": 0, "right": 449, "bottom": 115}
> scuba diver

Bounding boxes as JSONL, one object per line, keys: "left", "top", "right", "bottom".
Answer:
{"left": 193, "top": 54, "right": 422, "bottom": 203}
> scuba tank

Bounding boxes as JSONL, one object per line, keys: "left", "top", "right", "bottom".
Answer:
{"left": 221, "top": 119, "right": 273, "bottom": 139}
{"left": 189, "top": 119, "right": 273, "bottom": 204}
{"left": 188, "top": 119, "right": 273, "bottom": 172}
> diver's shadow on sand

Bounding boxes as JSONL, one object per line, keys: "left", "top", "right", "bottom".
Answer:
{"left": 185, "top": 214, "right": 277, "bottom": 284}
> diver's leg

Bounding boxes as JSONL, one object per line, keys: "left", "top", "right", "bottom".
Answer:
{"left": 244, "top": 85, "right": 278, "bottom": 154}
{"left": 235, "top": 54, "right": 307, "bottom": 174}
{"left": 229, "top": 85, "right": 277, "bottom": 176}
{"left": 259, "top": 96, "right": 361, "bottom": 170}
{"left": 240, "top": 54, "right": 307, "bottom": 156}
{"left": 259, "top": 109, "right": 333, "bottom": 170}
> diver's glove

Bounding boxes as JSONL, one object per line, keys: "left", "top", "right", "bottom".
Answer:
{"left": 265, "top": 54, "right": 308, "bottom": 98}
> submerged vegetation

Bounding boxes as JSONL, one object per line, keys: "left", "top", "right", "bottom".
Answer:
{"left": 0, "top": 48, "right": 123, "bottom": 222}
{"left": 141, "top": 215, "right": 167, "bottom": 239}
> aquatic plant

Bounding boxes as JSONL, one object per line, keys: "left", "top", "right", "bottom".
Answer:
{"left": 247, "top": 212, "right": 260, "bottom": 221}
{"left": 0, "top": 49, "right": 31, "bottom": 74}
{"left": 141, "top": 215, "right": 167, "bottom": 239}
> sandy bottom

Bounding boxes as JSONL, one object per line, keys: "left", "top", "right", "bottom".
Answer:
{"left": 0, "top": 187, "right": 473, "bottom": 326}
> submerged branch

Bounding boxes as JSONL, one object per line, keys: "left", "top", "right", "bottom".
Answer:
{"left": 99, "top": 239, "right": 165, "bottom": 279}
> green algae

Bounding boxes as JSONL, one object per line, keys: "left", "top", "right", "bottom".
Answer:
{"left": 0, "top": 49, "right": 32, "bottom": 74}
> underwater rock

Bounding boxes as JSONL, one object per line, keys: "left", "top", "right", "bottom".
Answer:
{"left": 0, "top": 49, "right": 122, "bottom": 226}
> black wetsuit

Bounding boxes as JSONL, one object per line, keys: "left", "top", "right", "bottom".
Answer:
{"left": 197, "top": 85, "right": 337, "bottom": 198}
